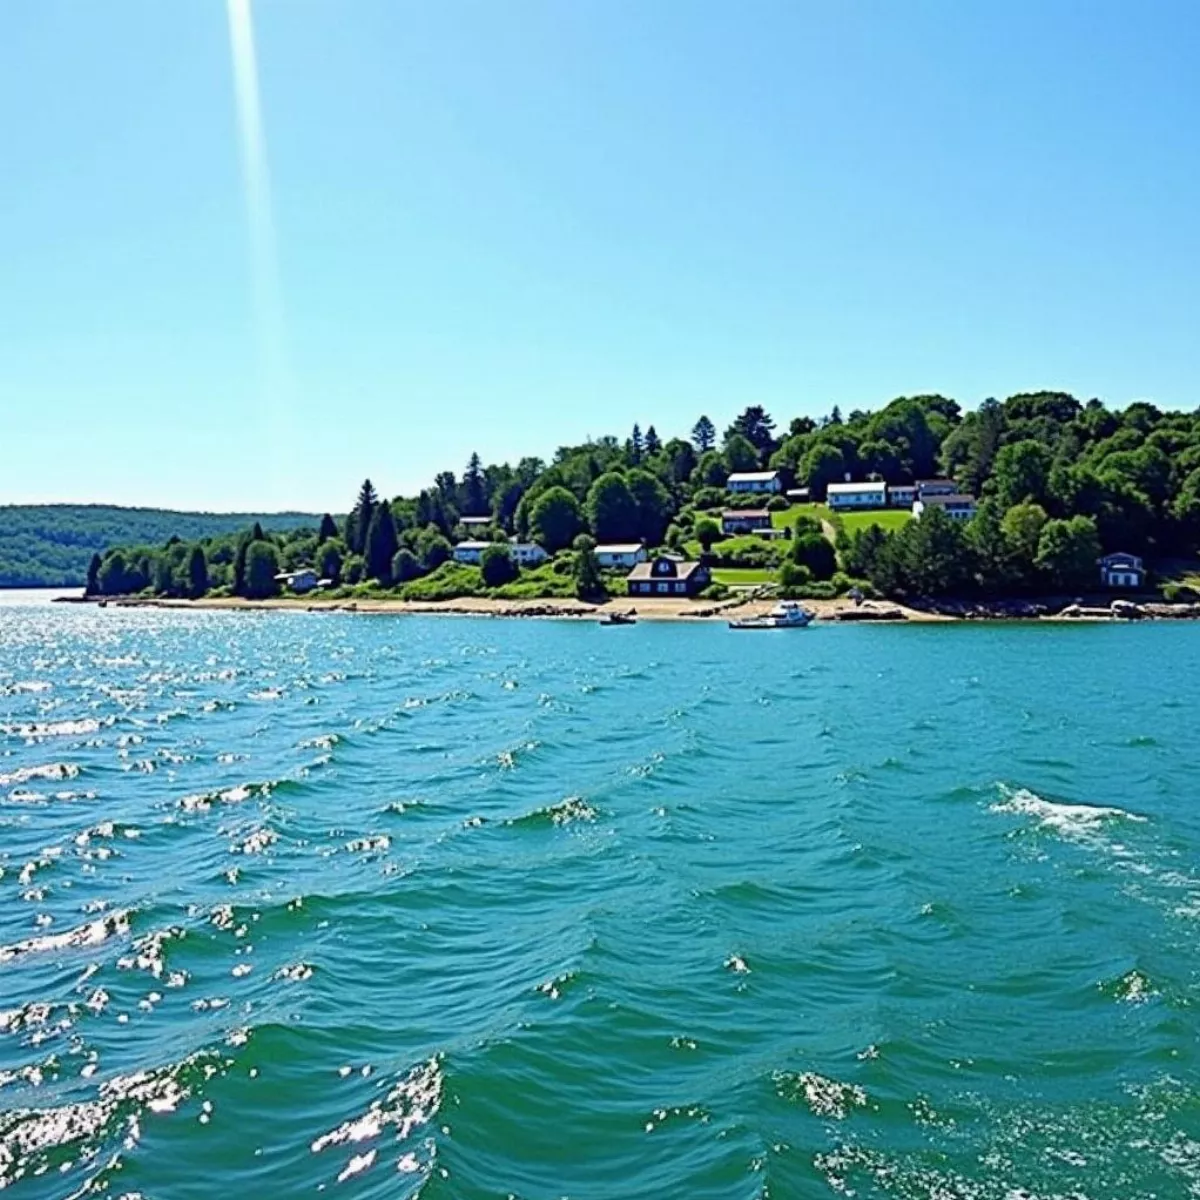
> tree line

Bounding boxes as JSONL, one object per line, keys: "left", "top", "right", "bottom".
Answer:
{"left": 86, "top": 391, "right": 1200, "bottom": 602}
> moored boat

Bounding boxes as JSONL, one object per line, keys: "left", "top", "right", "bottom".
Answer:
{"left": 729, "top": 600, "right": 815, "bottom": 630}
{"left": 599, "top": 609, "right": 637, "bottom": 626}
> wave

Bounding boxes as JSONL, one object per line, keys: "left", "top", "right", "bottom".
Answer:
{"left": 506, "top": 796, "right": 599, "bottom": 828}
{"left": 177, "top": 777, "right": 304, "bottom": 812}
{"left": 0, "top": 762, "right": 81, "bottom": 788}
{"left": 0, "top": 910, "right": 132, "bottom": 966}
{"left": 991, "top": 785, "right": 1147, "bottom": 837}
{"left": 2, "top": 718, "right": 104, "bottom": 741}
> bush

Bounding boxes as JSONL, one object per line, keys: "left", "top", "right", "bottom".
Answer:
{"left": 779, "top": 561, "right": 811, "bottom": 589}
{"left": 1162, "top": 582, "right": 1197, "bottom": 603}
{"left": 766, "top": 495, "right": 790, "bottom": 511}
{"left": 691, "top": 487, "right": 726, "bottom": 511}
{"left": 699, "top": 583, "right": 731, "bottom": 601}
{"left": 832, "top": 572, "right": 877, "bottom": 598}
{"left": 790, "top": 533, "right": 836, "bottom": 580}
{"left": 480, "top": 545, "right": 519, "bottom": 587}
{"left": 391, "top": 548, "right": 422, "bottom": 583}
{"left": 724, "top": 492, "right": 770, "bottom": 510}
{"left": 400, "top": 563, "right": 482, "bottom": 601}
{"left": 695, "top": 518, "right": 721, "bottom": 551}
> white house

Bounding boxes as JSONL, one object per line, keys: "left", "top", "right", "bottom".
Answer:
{"left": 509, "top": 542, "right": 548, "bottom": 566}
{"left": 887, "top": 483, "right": 917, "bottom": 507}
{"left": 912, "top": 494, "right": 978, "bottom": 522}
{"left": 274, "top": 568, "right": 320, "bottom": 594}
{"left": 727, "top": 470, "right": 782, "bottom": 494}
{"left": 916, "top": 479, "right": 958, "bottom": 499}
{"left": 459, "top": 516, "right": 493, "bottom": 529}
{"left": 827, "top": 481, "right": 887, "bottom": 510}
{"left": 595, "top": 544, "right": 647, "bottom": 569}
{"left": 1099, "top": 552, "right": 1145, "bottom": 589}
{"left": 452, "top": 540, "right": 491, "bottom": 564}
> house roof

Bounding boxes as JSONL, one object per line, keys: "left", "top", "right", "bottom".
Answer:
{"left": 459, "top": 515, "right": 492, "bottom": 524}
{"left": 727, "top": 471, "right": 779, "bottom": 483}
{"left": 626, "top": 558, "right": 707, "bottom": 582}
{"left": 828, "top": 481, "right": 886, "bottom": 495}
{"left": 916, "top": 478, "right": 956, "bottom": 488}
{"left": 1100, "top": 552, "right": 1143, "bottom": 567}
{"left": 888, "top": 482, "right": 916, "bottom": 491}
{"left": 595, "top": 543, "right": 644, "bottom": 554}
{"left": 786, "top": 487, "right": 810, "bottom": 497}
{"left": 722, "top": 509, "right": 772, "bottom": 520}
{"left": 920, "top": 493, "right": 977, "bottom": 506}
{"left": 454, "top": 540, "right": 492, "bottom": 551}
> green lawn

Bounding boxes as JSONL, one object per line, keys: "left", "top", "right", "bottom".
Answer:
{"left": 770, "top": 503, "right": 832, "bottom": 530}
{"left": 712, "top": 567, "right": 778, "bottom": 587}
{"left": 837, "top": 508, "right": 912, "bottom": 534}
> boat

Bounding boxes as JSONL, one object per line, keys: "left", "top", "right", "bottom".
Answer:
{"left": 599, "top": 609, "right": 637, "bottom": 627}
{"left": 729, "top": 600, "right": 815, "bottom": 630}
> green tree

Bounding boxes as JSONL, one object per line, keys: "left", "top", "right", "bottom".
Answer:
{"left": 417, "top": 529, "right": 452, "bottom": 572}
{"left": 480, "top": 544, "right": 518, "bottom": 587}
{"left": 891, "top": 507, "right": 973, "bottom": 596}
{"left": 692, "top": 450, "right": 728, "bottom": 489}
{"left": 244, "top": 541, "right": 280, "bottom": 599}
{"left": 391, "top": 548, "right": 422, "bottom": 583}
{"left": 528, "top": 486, "right": 583, "bottom": 552}
{"left": 799, "top": 443, "right": 848, "bottom": 499}
{"left": 989, "top": 440, "right": 1053, "bottom": 509}
{"left": 461, "top": 453, "right": 488, "bottom": 516}
{"left": 692, "top": 415, "right": 716, "bottom": 452}
{"left": 347, "top": 479, "right": 378, "bottom": 555}
{"left": 318, "top": 539, "right": 345, "bottom": 584}
{"left": 572, "top": 534, "right": 605, "bottom": 599}
{"left": 644, "top": 425, "right": 662, "bottom": 456}
{"left": 627, "top": 424, "right": 644, "bottom": 464}
{"left": 187, "top": 545, "right": 208, "bottom": 599}
{"left": 662, "top": 438, "right": 697, "bottom": 485}
{"left": 627, "top": 469, "right": 673, "bottom": 545}
{"left": 98, "top": 551, "right": 129, "bottom": 595}
{"left": 723, "top": 432, "right": 759, "bottom": 474}
{"left": 695, "top": 518, "right": 721, "bottom": 551}
{"left": 586, "top": 472, "right": 640, "bottom": 542}
{"left": 318, "top": 513, "right": 339, "bottom": 542}
{"left": 726, "top": 406, "right": 777, "bottom": 458}
{"left": 1001, "top": 501, "right": 1049, "bottom": 567}
{"left": 232, "top": 536, "right": 250, "bottom": 596}
{"left": 85, "top": 553, "right": 102, "bottom": 596}
{"left": 1035, "top": 515, "right": 1101, "bottom": 591}
{"left": 364, "top": 504, "right": 399, "bottom": 583}
{"left": 790, "top": 532, "right": 836, "bottom": 580}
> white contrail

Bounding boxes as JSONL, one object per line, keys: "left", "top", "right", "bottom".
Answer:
{"left": 226, "top": 0, "right": 292, "bottom": 499}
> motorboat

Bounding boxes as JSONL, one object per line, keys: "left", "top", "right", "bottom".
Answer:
{"left": 599, "top": 609, "right": 637, "bottom": 627}
{"left": 729, "top": 600, "right": 815, "bottom": 630}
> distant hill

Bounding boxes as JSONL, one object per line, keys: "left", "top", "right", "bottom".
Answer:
{"left": 0, "top": 505, "right": 324, "bottom": 588}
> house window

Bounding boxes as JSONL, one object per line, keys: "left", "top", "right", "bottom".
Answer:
{"left": 656, "top": 581, "right": 669, "bottom": 594}
{"left": 675, "top": 581, "right": 686, "bottom": 594}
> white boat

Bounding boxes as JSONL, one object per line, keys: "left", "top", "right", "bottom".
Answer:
{"left": 729, "top": 600, "right": 815, "bottom": 630}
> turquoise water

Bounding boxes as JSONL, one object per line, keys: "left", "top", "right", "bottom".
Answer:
{"left": 2, "top": 594, "right": 1198, "bottom": 1198}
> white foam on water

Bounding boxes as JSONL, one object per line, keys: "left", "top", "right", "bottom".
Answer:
{"left": 991, "top": 786, "right": 1146, "bottom": 840}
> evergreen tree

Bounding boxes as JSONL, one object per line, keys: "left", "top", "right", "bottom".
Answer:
{"left": 572, "top": 534, "right": 605, "bottom": 599}
{"left": 644, "top": 425, "right": 662, "bottom": 456}
{"left": 232, "top": 535, "right": 250, "bottom": 596}
{"left": 349, "top": 480, "right": 378, "bottom": 555}
{"left": 723, "top": 433, "right": 759, "bottom": 474}
{"left": 691, "top": 415, "right": 717, "bottom": 452}
{"left": 187, "top": 545, "right": 208, "bottom": 599}
{"left": 726, "top": 406, "right": 777, "bottom": 458}
{"left": 244, "top": 542, "right": 280, "bottom": 599}
{"left": 251, "top": 521, "right": 265, "bottom": 541}
{"left": 461, "top": 453, "right": 488, "bottom": 516}
{"left": 364, "top": 504, "right": 399, "bottom": 583}
{"left": 318, "top": 513, "right": 339, "bottom": 543}
{"left": 85, "top": 553, "right": 102, "bottom": 596}
{"left": 628, "top": 424, "right": 644, "bottom": 464}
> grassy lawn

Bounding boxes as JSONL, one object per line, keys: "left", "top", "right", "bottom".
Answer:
{"left": 770, "top": 503, "right": 832, "bottom": 530}
{"left": 712, "top": 567, "right": 778, "bottom": 587}
{"left": 837, "top": 508, "right": 912, "bottom": 534}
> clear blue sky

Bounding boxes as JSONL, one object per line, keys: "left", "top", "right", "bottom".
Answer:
{"left": 2, "top": 0, "right": 1197, "bottom": 512}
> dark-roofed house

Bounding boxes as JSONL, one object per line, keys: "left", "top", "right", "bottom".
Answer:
{"left": 722, "top": 509, "right": 772, "bottom": 535}
{"left": 1099, "top": 552, "right": 1145, "bottom": 589}
{"left": 912, "top": 493, "right": 978, "bottom": 521}
{"left": 626, "top": 555, "right": 711, "bottom": 597}
{"left": 916, "top": 479, "right": 958, "bottom": 499}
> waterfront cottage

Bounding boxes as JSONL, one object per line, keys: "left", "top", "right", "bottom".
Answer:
{"left": 912, "top": 494, "right": 978, "bottom": 521}
{"left": 727, "top": 470, "right": 782, "bottom": 494}
{"left": 721, "top": 509, "right": 773, "bottom": 535}
{"left": 626, "top": 555, "right": 711, "bottom": 597}
{"left": 595, "top": 544, "right": 647, "bottom": 569}
{"left": 274, "top": 568, "right": 320, "bottom": 594}
{"left": 508, "top": 543, "right": 548, "bottom": 566}
{"left": 827, "top": 481, "right": 887, "bottom": 510}
{"left": 916, "top": 479, "right": 958, "bottom": 499}
{"left": 452, "top": 540, "right": 492, "bottom": 565}
{"left": 1099, "top": 552, "right": 1145, "bottom": 589}
{"left": 887, "top": 483, "right": 917, "bottom": 507}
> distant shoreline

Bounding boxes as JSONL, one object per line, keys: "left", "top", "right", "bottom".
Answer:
{"left": 56, "top": 593, "right": 1200, "bottom": 624}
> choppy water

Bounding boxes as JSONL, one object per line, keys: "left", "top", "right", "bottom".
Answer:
{"left": 1, "top": 591, "right": 1198, "bottom": 1198}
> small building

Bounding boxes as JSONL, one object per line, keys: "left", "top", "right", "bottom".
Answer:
{"left": 722, "top": 509, "right": 773, "bottom": 535}
{"left": 595, "top": 544, "right": 647, "bottom": 569}
{"left": 887, "top": 483, "right": 917, "bottom": 507}
{"left": 785, "top": 487, "right": 810, "bottom": 502}
{"left": 626, "top": 555, "right": 711, "bottom": 597}
{"left": 459, "top": 516, "right": 493, "bottom": 529}
{"left": 916, "top": 479, "right": 958, "bottom": 499}
{"left": 451, "top": 540, "right": 492, "bottom": 564}
{"left": 912, "top": 494, "right": 977, "bottom": 522}
{"left": 274, "top": 568, "right": 320, "bottom": 595}
{"left": 727, "top": 470, "right": 782, "bottom": 494}
{"left": 1099, "top": 552, "right": 1145, "bottom": 589}
{"left": 827, "top": 481, "right": 887, "bottom": 510}
{"left": 509, "top": 542, "right": 548, "bottom": 567}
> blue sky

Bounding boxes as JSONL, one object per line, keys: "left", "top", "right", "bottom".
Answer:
{"left": 2, "top": 0, "right": 1197, "bottom": 512}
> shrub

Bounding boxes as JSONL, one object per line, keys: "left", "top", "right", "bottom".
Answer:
{"left": 1163, "top": 582, "right": 1197, "bottom": 603}
{"left": 695, "top": 518, "right": 721, "bottom": 551}
{"left": 400, "top": 562, "right": 482, "bottom": 601}
{"left": 480, "top": 545, "right": 519, "bottom": 587}
{"left": 766, "top": 495, "right": 790, "bottom": 511}
{"left": 391, "top": 548, "right": 422, "bottom": 583}
{"left": 691, "top": 487, "right": 726, "bottom": 510}
{"left": 699, "top": 583, "right": 731, "bottom": 601}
